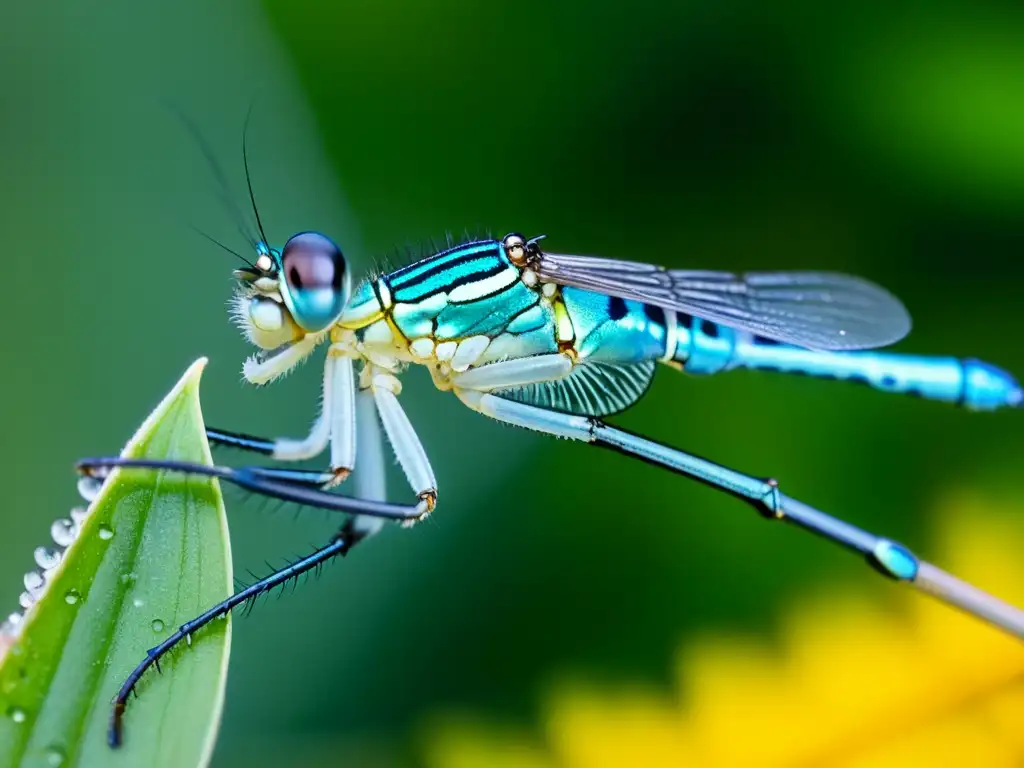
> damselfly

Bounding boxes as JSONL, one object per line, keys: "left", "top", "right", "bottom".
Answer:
{"left": 78, "top": 196, "right": 1023, "bottom": 746}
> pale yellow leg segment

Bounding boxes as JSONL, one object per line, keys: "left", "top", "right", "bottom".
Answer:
{"left": 327, "top": 350, "right": 357, "bottom": 483}
{"left": 350, "top": 386, "right": 389, "bottom": 537}
{"left": 449, "top": 352, "right": 575, "bottom": 392}
{"left": 368, "top": 367, "right": 438, "bottom": 525}
{"left": 270, "top": 354, "right": 333, "bottom": 461}
{"left": 242, "top": 331, "right": 325, "bottom": 385}
{"left": 455, "top": 390, "right": 592, "bottom": 441}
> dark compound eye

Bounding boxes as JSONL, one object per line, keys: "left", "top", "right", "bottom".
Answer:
{"left": 279, "top": 232, "right": 349, "bottom": 332}
{"left": 282, "top": 232, "right": 344, "bottom": 292}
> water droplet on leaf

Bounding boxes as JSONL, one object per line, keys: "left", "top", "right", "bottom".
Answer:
{"left": 34, "top": 546, "right": 62, "bottom": 571}
{"left": 23, "top": 570, "right": 44, "bottom": 592}
{"left": 50, "top": 518, "right": 76, "bottom": 547}
{"left": 76, "top": 475, "right": 102, "bottom": 502}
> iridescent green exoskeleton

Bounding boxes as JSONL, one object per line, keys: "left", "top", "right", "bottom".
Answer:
{"left": 73, "top": 226, "right": 1023, "bottom": 748}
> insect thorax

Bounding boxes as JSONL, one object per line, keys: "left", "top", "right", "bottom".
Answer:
{"left": 338, "top": 238, "right": 675, "bottom": 391}
{"left": 339, "top": 240, "right": 559, "bottom": 375}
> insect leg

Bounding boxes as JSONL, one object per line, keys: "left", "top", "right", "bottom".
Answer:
{"left": 108, "top": 517, "right": 369, "bottom": 747}
{"left": 365, "top": 366, "right": 438, "bottom": 522}
{"left": 350, "top": 384, "right": 389, "bottom": 537}
{"left": 76, "top": 457, "right": 427, "bottom": 522}
{"left": 449, "top": 353, "right": 574, "bottom": 390}
{"left": 214, "top": 384, "right": 388, "bottom": 530}
{"left": 206, "top": 353, "right": 354, "bottom": 464}
{"left": 105, "top": 386, "right": 395, "bottom": 746}
{"left": 456, "top": 390, "right": 1024, "bottom": 640}
{"left": 327, "top": 352, "right": 357, "bottom": 481}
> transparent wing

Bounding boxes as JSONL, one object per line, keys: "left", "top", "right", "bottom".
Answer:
{"left": 536, "top": 253, "right": 912, "bottom": 351}
{"left": 495, "top": 359, "right": 656, "bottom": 418}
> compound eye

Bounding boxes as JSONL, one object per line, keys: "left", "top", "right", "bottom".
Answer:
{"left": 280, "top": 231, "right": 348, "bottom": 332}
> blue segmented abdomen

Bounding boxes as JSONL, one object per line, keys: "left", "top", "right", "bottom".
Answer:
{"left": 561, "top": 288, "right": 669, "bottom": 363}
{"left": 659, "top": 310, "right": 1021, "bottom": 411}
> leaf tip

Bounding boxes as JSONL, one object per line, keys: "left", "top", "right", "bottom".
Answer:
{"left": 185, "top": 356, "right": 210, "bottom": 381}
{"left": 1, "top": 357, "right": 215, "bottom": 667}
{"left": 175, "top": 356, "right": 209, "bottom": 399}
{"left": 121, "top": 357, "right": 208, "bottom": 453}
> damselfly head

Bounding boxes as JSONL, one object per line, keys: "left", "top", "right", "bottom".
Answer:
{"left": 275, "top": 231, "right": 351, "bottom": 333}
{"left": 231, "top": 230, "right": 351, "bottom": 353}
{"left": 501, "top": 232, "right": 545, "bottom": 268}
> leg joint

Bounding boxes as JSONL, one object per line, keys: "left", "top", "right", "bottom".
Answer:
{"left": 755, "top": 478, "right": 784, "bottom": 520}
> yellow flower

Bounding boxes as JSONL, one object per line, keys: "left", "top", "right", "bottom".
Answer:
{"left": 423, "top": 494, "right": 1024, "bottom": 768}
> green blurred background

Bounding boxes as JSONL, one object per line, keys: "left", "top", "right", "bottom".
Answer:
{"left": 1, "top": 1, "right": 1022, "bottom": 765}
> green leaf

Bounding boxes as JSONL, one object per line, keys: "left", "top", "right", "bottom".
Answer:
{"left": 0, "top": 358, "right": 233, "bottom": 768}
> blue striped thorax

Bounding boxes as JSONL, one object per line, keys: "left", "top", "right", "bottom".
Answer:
{"left": 341, "top": 239, "right": 533, "bottom": 339}
{"left": 337, "top": 236, "right": 563, "bottom": 372}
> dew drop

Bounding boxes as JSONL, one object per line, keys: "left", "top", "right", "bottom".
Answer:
{"left": 76, "top": 476, "right": 102, "bottom": 502}
{"left": 34, "top": 546, "right": 62, "bottom": 571}
{"left": 120, "top": 572, "right": 137, "bottom": 586}
{"left": 97, "top": 524, "right": 114, "bottom": 541}
{"left": 151, "top": 619, "right": 165, "bottom": 633}
{"left": 50, "top": 518, "right": 76, "bottom": 548}
{"left": 17, "top": 592, "right": 33, "bottom": 610}
{"left": 6, "top": 705, "right": 26, "bottom": 723}
{"left": 64, "top": 590, "right": 81, "bottom": 605}
{"left": 44, "top": 746, "right": 66, "bottom": 766}
{"left": 132, "top": 597, "right": 145, "bottom": 608}
{"left": 23, "top": 571, "right": 44, "bottom": 592}
{"left": 69, "top": 507, "right": 88, "bottom": 526}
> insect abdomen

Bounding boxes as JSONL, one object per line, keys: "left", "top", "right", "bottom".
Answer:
{"left": 729, "top": 338, "right": 1022, "bottom": 410}
{"left": 665, "top": 313, "right": 739, "bottom": 373}
{"left": 661, "top": 312, "right": 1021, "bottom": 410}
{"left": 560, "top": 288, "right": 670, "bottom": 363}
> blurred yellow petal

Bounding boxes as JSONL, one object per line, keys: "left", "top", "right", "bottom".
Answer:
{"left": 545, "top": 684, "right": 695, "bottom": 768}
{"left": 422, "top": 716, "right": 556, "bottom": 768}
{"left": 840, "top": 714, "right": 1019, "bottom": 768}
{"left": 675, "top": 637, "right": 801, "bottom": 766}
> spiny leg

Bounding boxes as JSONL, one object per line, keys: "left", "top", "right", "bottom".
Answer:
{"left": 104, "top": 386, "right": 394, "bottom": 746}
{"left": 210, "top": 354, "right": 435, "bottom": 518}
{"left": 457, "top": 389, "right": 1024, "bottom": 640}
{"left": 207, "top": 330, "right": 329, "bottom": 455}
{"left": 107, "top": 519, "right": 368, "bottom": 747}
{"left": 364, "top": 365, "right": 438, "bottom": 519}
{"left": 350, "top": 386, "right": 389, "bottom": 537}
{"left": 449, "top": 352, "right": 574, "bottom": 391}
{"left": 207, "top": 354, "right": 357, "bottom": 472}
{"left": 77, "top": 458, "right": 428, "bottom": 522}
